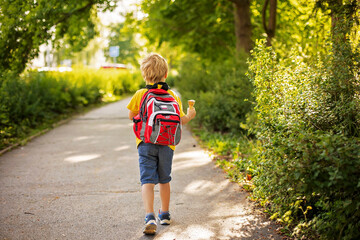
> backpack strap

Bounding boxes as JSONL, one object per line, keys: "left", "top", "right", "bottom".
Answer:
{"left": 146, "top": 82, "right": 169, "bottom": 91}
{"left": 139, "top": 82, "right": 170, "bottom": 122}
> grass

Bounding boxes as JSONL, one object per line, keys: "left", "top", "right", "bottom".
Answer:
{"left": 190, "top": 127, "right": 258, "bottom": 191}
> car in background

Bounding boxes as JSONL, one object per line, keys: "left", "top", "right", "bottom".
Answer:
{"left": 100, "top": 63, "right": 126, "bottom": 69}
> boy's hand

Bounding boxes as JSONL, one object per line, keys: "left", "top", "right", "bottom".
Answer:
{"left": 181, "top": 107, "right": 196, "bottom": 125}
{"left": 187, "top": 107, "right": 196, "bottom": 120}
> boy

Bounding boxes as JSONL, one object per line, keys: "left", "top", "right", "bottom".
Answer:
{"left": 127, "top": 53, "right": 196, "bottom": 235}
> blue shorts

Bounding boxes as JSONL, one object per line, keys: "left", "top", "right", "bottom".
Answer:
{"left": 138, "top": 142, "right": 174, "bottom": 185}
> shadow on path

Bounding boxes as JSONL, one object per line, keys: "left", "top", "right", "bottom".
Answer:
{"left": 0, "top": 99, "right": 285, "bottom": 240}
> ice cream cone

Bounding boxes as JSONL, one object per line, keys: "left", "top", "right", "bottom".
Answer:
{"left": 188, "top": 100, "right": 195, "bottom": 109}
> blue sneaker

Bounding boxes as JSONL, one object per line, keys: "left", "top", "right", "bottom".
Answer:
{"left": 158, "top": 210, "right": 171, "bottom": 225}
{"left": 143, "top": 214, "right": 157, "bottom": 235}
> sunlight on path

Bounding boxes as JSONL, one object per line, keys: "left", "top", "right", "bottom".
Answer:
{"left": 0, "top": 99, "right": 283, "bottom": 240}
{"left": 64, "top": 154, "right": 101, "bottom": 163}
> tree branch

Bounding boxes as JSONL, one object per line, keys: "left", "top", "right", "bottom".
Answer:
{"left": 228, "top": 0, "right": 241, "bottom": 4}
{"left": 262, "top": 0, "right": 270, "bottom": 35}
{"left": 228, "top": 0, "right": 248, "bottom": 7}
{"left": 151, "top": 17, "right": 231, "bottom": 52}
{"left": 55, "top": 1, "right": 95, "bottom": 26}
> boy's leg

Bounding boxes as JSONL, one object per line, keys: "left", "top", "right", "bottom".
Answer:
{"left": 138, "top": 143, "right": 160, "bottom": 234}
{"left": 158, "top": 145, "right": 173, "bottom": 213}
{"left": 159, "top": 182, "right": 170, "bottom": 212}
{"left": 138, "top": 143, "right": 159, "bottom": 214}
{"left": 157, "top": 146, "right": 173, "bottom": 225}
{"left": 158, "top": 182, "right": 171, "bottom": 225}
{"left": 142, "top": 183, "right": 155, "bottom": 214}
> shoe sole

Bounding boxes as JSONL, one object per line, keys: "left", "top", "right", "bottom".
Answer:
{"left": 143, "top": 221, "right": 157, "bottom": 235}
{"left": 158, "top": 217, "right": 171, "bottom": 225}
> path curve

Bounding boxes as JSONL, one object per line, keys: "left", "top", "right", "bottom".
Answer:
{"left": 0, "top": 98, "right": 283, "bottom": 240}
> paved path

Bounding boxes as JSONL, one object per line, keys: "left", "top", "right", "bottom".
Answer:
{"left": 0, "top": 98, "right": 283, "bottom": 240}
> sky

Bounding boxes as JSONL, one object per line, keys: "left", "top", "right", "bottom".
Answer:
{"left": 98, "top": 0, "right": 142, "bottom": 26}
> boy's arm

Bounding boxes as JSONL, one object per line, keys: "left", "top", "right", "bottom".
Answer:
{"left": 181, "top": 107, "right": 196, "bottom": 125}
{"left": 171, "top": 92, "right": 196, "bottom": 125}
{"left": 127, "top": 90, "right": 143, "bottom": 120}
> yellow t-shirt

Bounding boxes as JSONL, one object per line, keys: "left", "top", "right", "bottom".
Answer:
{"left": 127, "top": 87, "right": 185, "bottom": 150}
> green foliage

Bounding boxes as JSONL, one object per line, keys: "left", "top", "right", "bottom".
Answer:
{"left": 0, "top": 68, "right": 142, "bottom": 150}
{"left": 105, "top": 22, "right": 140, "bottom": 67}
{"left": 0, "top": 0, "right": 114, "bottom": 74}
{"left": 247, "top": 38, "right": 360, "bottom": 239}
{"left": 175, "top": 55, "right": 253, "bottom": 133}
{"left": 135, "top": 0, "right": 360, "bottom": 239}
{"left": 140, "top": 0, "right": 235, "bottom": 60}
{"left": 256, "top": 0, "right": 332, "bottom": 58}
{"left": 191, "top": 126, "right": 261, "bottom": 192}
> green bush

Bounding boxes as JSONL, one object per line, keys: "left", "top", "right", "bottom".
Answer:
{"left": 175, "top": 55, "right": 253, "bottom": 133}
{"left": 0, "top": 68, "right": 142, "bottom": 149}
{"left": 248, "top": 39, "right": 360, "bottom": 239}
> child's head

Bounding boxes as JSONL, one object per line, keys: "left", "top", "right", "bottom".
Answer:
{"left": 140, "top": 53, "right": 168, "bottom": 84}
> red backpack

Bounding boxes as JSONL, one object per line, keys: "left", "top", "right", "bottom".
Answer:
{"left": 133, "top": 83, "right": 182, "bottom": 146}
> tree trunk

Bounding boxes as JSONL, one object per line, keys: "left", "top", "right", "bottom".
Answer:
{"left": 268, "top": 0, "right": 277, "bottom": 45}
{"left": 232, "top": 0, "right": 252, "bottom": 53}
{"left": 262, "top": 0, "right": 277, "bottom": 46}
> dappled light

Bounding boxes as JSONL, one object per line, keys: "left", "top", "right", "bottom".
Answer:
{"left": 73, "top": 136, "right": 95, "bottom": 141}
{"left": 114, "top": 145, "right": 130, "bottom": 152}
{"left": 90, "top": 123, "right": 123, "bottom": 131}
{"left": 2, "top": 0, "right": 358, "bottom": 238}
{"left": 157, "top": 224, "right": 215, "bottom": 240}
{"left": 161, "top": 132, "right": 283, "bottom": 239}
{"left": 183, "top": 179, "right": 228, "bottom": 196}
{"left": 173, "top": 150, "right": 210, "bottom": 160}
{"left": 64, "top": 154, "right": 101, "bottom": 163}
{"left": 172, "top": 150, "right": 211, "bottom": 171}
{"left": 0, "top": 95, "right": 283, "bottom": 239}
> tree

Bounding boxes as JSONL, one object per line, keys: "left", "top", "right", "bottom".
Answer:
{"left": 262, "top": 0, "right": 277, "bottom": 46}
{"left": 139, "top": 0, "right": 280, "bottom": 57}
{"left": 105, "top": 21, "right": 140, "bottom": 67}
{"left": 315, "top": 0, "right": 359, "bottom": 135}
{"left": 0, "top": 0, "right": 115, "bottom": 75}
{"left": 230, "top": 0, "right": 278, "bottom": 51}
{"left": 230, "top": 0, "right": 253, "bottom": 53}
{"left": 139, "top": 0, "right": 236, "bottom": 60}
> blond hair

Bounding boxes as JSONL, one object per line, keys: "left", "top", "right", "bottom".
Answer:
{"left": 140, "top": 53, "right": 168, "bottom": 83}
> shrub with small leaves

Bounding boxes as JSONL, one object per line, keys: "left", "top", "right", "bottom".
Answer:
{"left": 176, "top": 55, "right": 253, "bottom": 133}
{"left": 248, "top": 38, "right": 360, "bottom": 240}
{"left": 0, "top": 68, "right": 142, "bottom": 150}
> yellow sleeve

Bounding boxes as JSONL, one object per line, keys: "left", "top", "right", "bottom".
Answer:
{"left": 169, "top": 90, "right": 186, "bottom": 117}
{"left": 127, "top": 89, "right": 147, "bottom": 113}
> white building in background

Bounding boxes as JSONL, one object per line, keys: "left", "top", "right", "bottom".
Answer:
{"left": 30, "top": 42, "right": 56, "bottom": 70}
{"left": 29, "top": 1, "right": 140, "bottom": 71}
{"left": 29, "top": 39, "right": 108, "bottom": 71}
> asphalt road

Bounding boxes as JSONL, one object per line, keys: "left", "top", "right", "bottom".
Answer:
{"left": 0, "top": 98, "right": 284, "bottom": 240}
